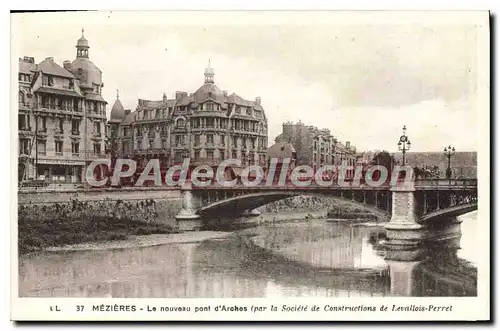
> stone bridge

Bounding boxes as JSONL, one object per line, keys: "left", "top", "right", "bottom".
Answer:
{"left": 175, "top": 178, "right": 478, "bottom": 247}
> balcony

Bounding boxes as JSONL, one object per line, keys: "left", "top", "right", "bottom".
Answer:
{"left": 18, "top": 127, "right": 33, "bottom": 136}
{"left": 36, "top": 128, "right": 48, "bottom": 137}
{"left": 19, "top": 150, "right": 31, "bottom": 158}
{"left": 55, "top": 152, "right": 63, "bottom": 156}
{"left": 70, "top": 131, "right": 81, "bottom": 138}
{"left": 19, "top": 102, "right": 29, "bottom": 111}
{"left": 54, "top": 129, "right": 64, "bottom": 138}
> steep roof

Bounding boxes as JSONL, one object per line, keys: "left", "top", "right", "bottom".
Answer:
{"left": 38, "top": 58, "right": 74, "bottom": 78}
{"left": 110, "top": 98, "right": 125, "bottom": 120}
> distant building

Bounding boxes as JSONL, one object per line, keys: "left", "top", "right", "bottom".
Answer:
{"left": 274, "top": 121, "right": 357, "bottom": 177}
{"left": 18, "top": 31, "right": 107, "bottom": 185}
{"left": 107, "top": 62, "right": 269, "bottom": 171}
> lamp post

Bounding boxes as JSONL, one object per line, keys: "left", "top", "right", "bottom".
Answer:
{"left": 397, "top": 125, "right": 411, "bottom": 165}
{"left": 444, "top": 145, "right": 455, "bottom": 179}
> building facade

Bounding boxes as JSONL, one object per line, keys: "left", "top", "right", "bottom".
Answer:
{"left": 18, "top": 31, "right": 107, "bottom": 186}
{"left": 274, "top": 121, "right": 357, "bottom": 177}
{"left": 107, "top": 63, "right": 269, "bottom": 172}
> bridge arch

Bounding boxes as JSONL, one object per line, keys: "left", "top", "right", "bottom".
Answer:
{"left": 196, "top": 190, "right": 391, "bottom": 218}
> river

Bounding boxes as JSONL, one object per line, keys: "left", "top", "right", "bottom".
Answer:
{"left": 18, "top": 212, "right": 478, "bottom": 298}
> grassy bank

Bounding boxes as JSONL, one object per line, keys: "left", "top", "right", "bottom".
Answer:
{"left": 18, "top": 202, "right": 178, "bottom": 254}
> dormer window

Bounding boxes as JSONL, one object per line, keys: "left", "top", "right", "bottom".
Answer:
{"left": 77, "top": 68, "right": 83, "bottom": 76}
{"left": 206, "top": 102, "right": 214, "bottom": 111}
{"left": 246, "top": 107, "right": 252, "bottom": 115}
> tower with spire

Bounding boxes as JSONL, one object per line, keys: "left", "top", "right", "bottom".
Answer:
{"left": 76, "top": 28, "right": 89, "bottom": 59}
{"left": 204, "top": 59, "right": 214, "bottom": 84}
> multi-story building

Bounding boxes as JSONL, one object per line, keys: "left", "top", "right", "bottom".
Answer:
{"left": 107, "top": 63, "right": 269, "bottom": 172}
{"left": 274, "top": 121, "right": 357, "bottom": 176}
{"left": 18, "top": 31, "right": 107, "bottom": 186}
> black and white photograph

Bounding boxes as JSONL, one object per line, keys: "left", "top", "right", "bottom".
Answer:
{"left": 10, "top": 10, "right": 490, "bottom": 321}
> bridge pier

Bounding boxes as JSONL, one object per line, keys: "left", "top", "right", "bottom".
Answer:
{"left": 175, "top": 183, "right": 202, "bottom": 231}
{"left": 384, "top": 182, "right": 425, "bottom": 248}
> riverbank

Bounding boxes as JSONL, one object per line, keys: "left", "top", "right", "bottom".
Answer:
{"left": 18, "top": 203, "right": 179, "bottom": 254}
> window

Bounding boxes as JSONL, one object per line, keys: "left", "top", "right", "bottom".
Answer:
{"left": 94, "top": 121, "right": 101, "bottom": 135}
{"left": 175, "top": 118, "right": 185, "bottom": 128}
{"left": 19, "top": 139, "right": 30, "bottom": 155}
{"left": 233, "top": 137, "right": 238, "bottom": 147}
{"left": 18, "top": 114, "right": 28, "bottom": 130}
{"left": 206, "top": 134, "right": 214, "bottom": 144}
{"left": 93, "top": 143, "right": 101, "bottom": 155}
{"left": 72, "top": 142, "right": 79, "bottom": 155}
{"left": 57, "top": 118, "right": 64, "bottom": 133}
{"left": 251, "top": 138, "right": 256, "bottom": 149}
{"left": 38, "top": 140, "right": 46, "bottom": 155}
{"left": 19, "top": 92, "right": 25, "bottom": 105}
{"left": 194, "top": 135, "right": 200, "bottom": 146}
{"left": 42, "top": 76, "right": 48, "bottom": 86}
{"left": 194, "top": 150, "right": 200, "bottom": 161}
{"left": 122, "top": 141, "right": 127, "bottom": 153}
{"left": 235, "top": 106, "right": 241, "bottom": 114}
{"left": 175, "top": 135, "right": 183, "bottom": 146}
{"left": 48, "top": 76, "right": 54, "bottom": 87}
{"left": 72, "top": 120, "right": 80, "bottom": 134}
{"left": 206, "top": 150, "right": 213, "bottom": 160}
{"left": 220, "top": 134, "right": 225, "bottom": 146}
{"left": 55, "top": 141, "right": 63, "bottom": 155}
{"left": 123, "top": 127, "right": 130, "bottom": 137}
{"left": 220, "top": 150, "right": 225, "bottom": 160}
{"left": 38, "top": 117, "right": 47, "bottom": 131}
{"left": 232, "top": 151, "right": 237, "bottom": 159}
{"left": 206, "top": 103, "right": 214, "bottom": 111}
{"left": 206, "top": 118, "right": 214, "bottom": 128}
{"left": 246, "top": 107, "right": 252, "bottom": 115}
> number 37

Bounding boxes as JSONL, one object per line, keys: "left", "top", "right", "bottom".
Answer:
{"left": 76, "top": 305, "right": 84, "bottom": 312}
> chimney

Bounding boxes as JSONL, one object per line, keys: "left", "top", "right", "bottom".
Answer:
{"left": 138, "top": 99, "right": 143, "bottom": 107}
{"left": 175, "top": 91, "right": 185, "bottom": 101}
{"left": 346, "top": 141, "right": 350, "bottom": 149}
{"left": 162, "top": 93, "right": 167, "bottom": 102}
{"left": 23, "top": 56, "right": 35, "bottom": 64}
{"left": 255, "top": 97, "right": 261, "bottom": 105}
{"left": 45, "top": 57, "right": 54, "bottom": 61}
{"left": 223, "top": 90, "right": 228, "bottom": 97}
{"left": 63, "top": 60, "right": 72, "bottom": 72}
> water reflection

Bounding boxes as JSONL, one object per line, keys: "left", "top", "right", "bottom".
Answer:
{"left": 19, "top": 213, "right": 477, "bottom": 298}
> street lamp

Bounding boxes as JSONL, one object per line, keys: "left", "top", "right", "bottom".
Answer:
{"left": 397, "top": 125, "right": 411, "bottom": 165}
{"left": 444, "top": 145, "right": 456, "bottom": 179}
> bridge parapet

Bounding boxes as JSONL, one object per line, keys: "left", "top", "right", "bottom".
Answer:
{"left": 414, "top": 178, "right": 477, "bottom": 190}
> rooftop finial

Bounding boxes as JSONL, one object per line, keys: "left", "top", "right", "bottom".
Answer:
{"left": 116, "top": 89, "right": 119, "bottom": 100}
{"left": 82, "top": 28, "right": 84, "bottom": 37}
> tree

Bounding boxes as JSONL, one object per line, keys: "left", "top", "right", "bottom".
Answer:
{"left": 370, "top": 151, "right": 396, "bottom": 169}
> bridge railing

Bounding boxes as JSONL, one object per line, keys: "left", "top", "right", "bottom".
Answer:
{"left": 414, "top": 178, "right": 477, "bottom": 188}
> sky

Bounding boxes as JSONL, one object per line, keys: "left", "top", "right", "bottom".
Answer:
{"left": 11, "top": 11, "right": 486, "bottom": 152}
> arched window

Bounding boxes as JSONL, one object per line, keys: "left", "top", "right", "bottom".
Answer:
{"left": 175, "top": 118, "right": 185, "bottom": 129}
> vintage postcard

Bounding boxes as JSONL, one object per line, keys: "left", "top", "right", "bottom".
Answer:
{"left": 10, "top": 10, "right": 490, "bottom": 321}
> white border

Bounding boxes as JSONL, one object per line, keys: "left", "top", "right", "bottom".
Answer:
{"left": 4, "top": 5, "right": 495, "bottom": 326}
